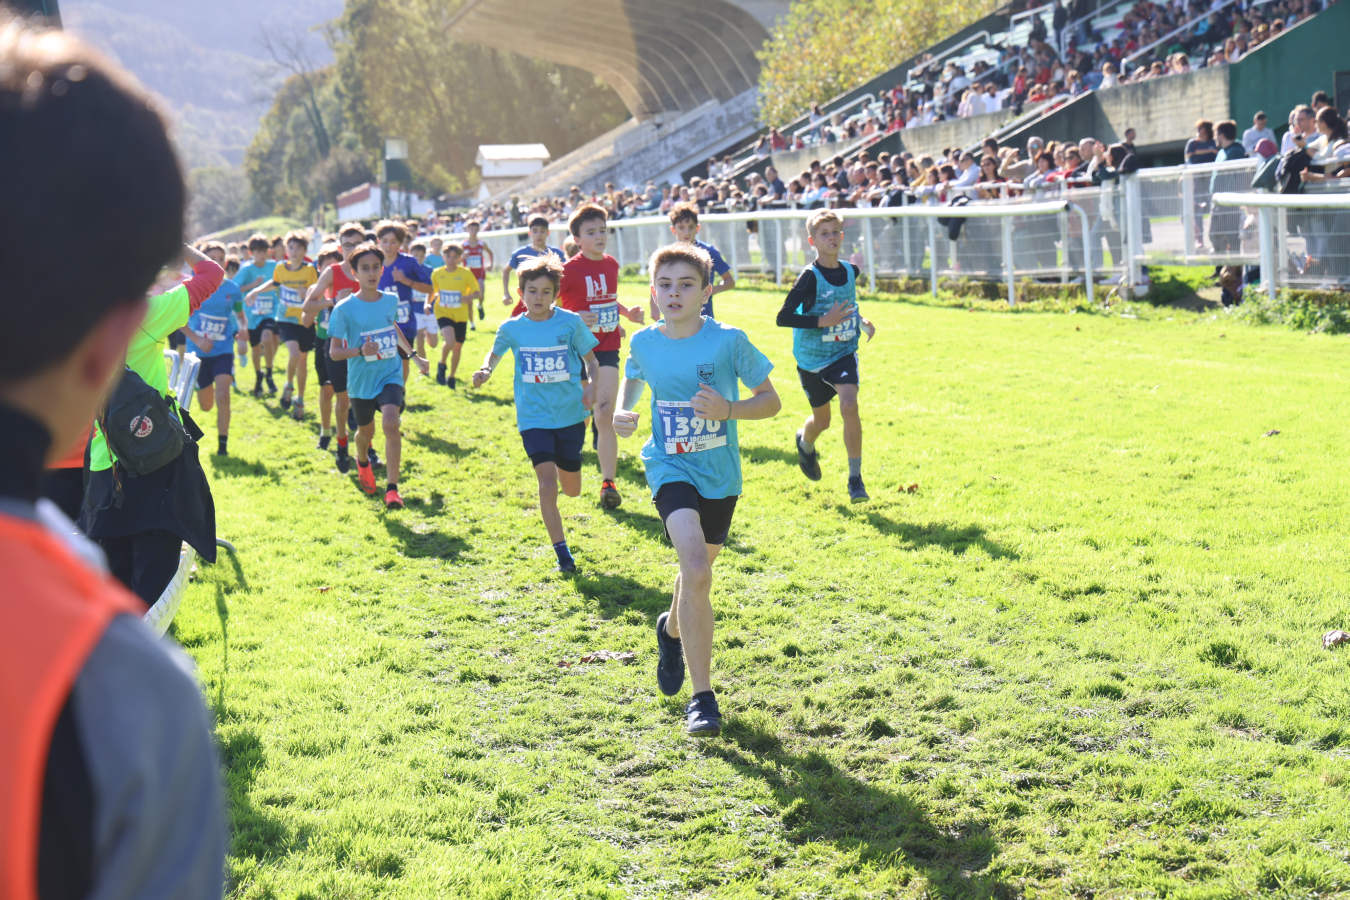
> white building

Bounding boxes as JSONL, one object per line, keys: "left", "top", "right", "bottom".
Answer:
{"left": 475, "top": 144, "right": 551, "bottom": 201}
{"left": 335, "top": 182, "right": 436, "bottom": 221}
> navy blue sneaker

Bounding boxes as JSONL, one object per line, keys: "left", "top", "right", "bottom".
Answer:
{"left": 655, "top": 611, "right": 684, "bottom": 696}
{"left": 685, "top": 691, "right": 721, "bottom": 737}
{"left": 796, "top": 431, "right": 822, "bottom": 481}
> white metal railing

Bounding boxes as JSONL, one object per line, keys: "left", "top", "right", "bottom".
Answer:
{"left": 1213, "top": 191, "right": 1350, "bottom": 299}
{"left": 794, "top": 94, "right": 877, "bottom": 144}
{"left": 908, "top": 31, "right": 994, "bottom": 83}
{"left": 432, "top": 201, "right": 1094, "bottom": 306}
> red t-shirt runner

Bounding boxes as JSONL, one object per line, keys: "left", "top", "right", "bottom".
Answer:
{"left": 558, "top": 254, "right": 622, "bottom": 353}
{"left": 327, "top": 261, "right": 359, "bottom": 300}
{"left": 462, "top": 242, "right": 487, "bottom": 280}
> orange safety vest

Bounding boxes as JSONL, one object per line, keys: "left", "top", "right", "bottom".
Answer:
{"left": 0, "top": 513, "right": 142, "bottom": 900}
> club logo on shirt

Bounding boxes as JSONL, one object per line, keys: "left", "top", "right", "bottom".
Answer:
{"left": 696, "top": 363, "right": 715, "bottom": 384}
{"left": 130, "top": 415, "right": 154, "bottom": 439}
{"left": 556, "top": 332, "right": 570, "bottom": 344}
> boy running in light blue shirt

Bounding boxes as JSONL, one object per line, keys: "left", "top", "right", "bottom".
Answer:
{"left": 614, "top": 244, "right": 780, "bottom": 737}
{"left": 327, "top": 242, "right": 430, "bottom": 510}
{"left": 649, "top": 202, "right": 735, "bottom": 321}
{"left": 474, "top": 255, "right": 600, "bottom": 573}
{"left": 183, "top": 241, "right": 248, "bottom": 456}
{"left": 775, "top": 209, "right": 877, "bottom": 502}
{"left": 233, "top": 233, "right": 279, "bottom": 396}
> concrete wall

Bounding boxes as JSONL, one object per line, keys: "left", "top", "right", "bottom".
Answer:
{"left": 893, "top": 110, "right": 1009, "bottom": 158}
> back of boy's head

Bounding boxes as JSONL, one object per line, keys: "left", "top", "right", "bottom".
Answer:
{"left": 649, "top": 243, "right": 712, "bottom": 288}
{"left": 806, "top": 208, "right": 843, "bottom": 237}
{"left": 517, "top": 254, "right": 563, "bottom": 294}
{"left": 0, "top": 13, "right": 183, "bottom": 380}
{"left": 568, "top": 202, "right": 607, "bottom": 238}
{"left": 668, "top": 202, "right": 699, "bottom": 228}
{"left": 348, "top": 242, "right": 385, "bottom": 270}
{"left": 201, "top": 240, "right": 227, "bottom": 258}
{"left": 374, "top": 219, "right": 407, "bottom": 243}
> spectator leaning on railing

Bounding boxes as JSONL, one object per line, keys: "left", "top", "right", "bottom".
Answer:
{"left": 1242, "top": 111, "right": 1275, "bottom": 154}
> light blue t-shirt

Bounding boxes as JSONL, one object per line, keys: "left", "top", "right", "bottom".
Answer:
{"left": 492, "top": 308, "right": 599, "bottom": 432}
{"left": 508, "top": 244, "right": 567, "bottom": 271}
{"left": 624, "top": 318, "right": 773, "bottom": 499}
{"left": 791, "top": 261, "right": 859, "bottom": 373}
{"left": 187, "top": 281, "right": 241, "bottom": 359}
{"left": 328, "top": 291, "right": 403, "bottom": 400}
{"left": 234, "top": 260, "right": 277, "bottom": 328}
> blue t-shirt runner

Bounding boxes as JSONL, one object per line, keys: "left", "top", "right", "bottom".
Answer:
{"left": 692, "top": 240, "right": 731, "bottom": 318}
{"left": 327, "top": 291, "right": 403, "bottom": 401}
{"left": 379, "top": 253, "right": 433, "bottom": 341}
{"left": 624, "top": 317, "right": 773, "bottom": 499}
{"left": 186, "top": 281, "right": 241, "bottom": 359}
{"left": 491, "top": 307, "right": 598, "bottom": 432}
{"left": 234, "top": 260, "right": 277, "bottom": 329}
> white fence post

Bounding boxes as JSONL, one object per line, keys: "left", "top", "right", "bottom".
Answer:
{"left": 863, "top": 218, "right": 876, "bottom": 294}
{"left": 1123, "top": 174, "right": 1142, "bottom": 294}
{"left": 1001, "top": 216, "right": 1016, "bottom": 305}
{"left": 1181, "top": 172, "right": 1195, "bottom": 263}
{"left": 1258, "top": 207, "right": 1277, "bottom": 302}
{"left": 927, "top": 217, "right": 939, "bottom": 298}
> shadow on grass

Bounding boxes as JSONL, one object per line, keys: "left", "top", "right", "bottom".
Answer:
{"left": 714, "top": 721, "right": 1003, "bottom": 896}
{"left": 572, "top": 571, "right": 670, "bottom": 617}
{"left": 836, "top": 507, "right": 1019, "bottom": 559}
{"left": 408, "top": 431, "right": 472, "bottom": 459}
{"left": 463, "top": 390, "right": 515, "bottom": 408}
{"left": 741, "top": 443, "right": 802, "bottom": 468}
{"left": 219, "top": 726, "right": 295, "bottom": 866}
{"left": 383, "top": 516, "right": 469, "bottom": 561}
{"left": 209, "top": 454, "right": 281, "bottom": 484}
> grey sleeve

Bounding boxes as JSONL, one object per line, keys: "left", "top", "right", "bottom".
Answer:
{"left": 73, "top": 614, "right": 225, "bottom": 900}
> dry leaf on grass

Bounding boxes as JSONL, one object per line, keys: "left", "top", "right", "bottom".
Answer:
{"left": 1264, "top": 430, "right": 1280, "bottom": 437}
{"left": 558, "top": 650, "right": 637, "bottom": 668}
{"left": 1323, "top": 630, "right": 1350, "bottom": 650}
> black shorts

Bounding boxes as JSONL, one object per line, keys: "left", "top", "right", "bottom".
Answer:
{"left": 313, "top": 338, "right": 331, "bottom": 387}
{"left": 279, "top": 321, "right": 315, "bottom": 352}
{"left": 437, "top": 318, "right": 468, "bottom": 343}
{"left": 654, "top": 481, "right": 738, "bottom": 546}
{"left": 520, "top": 421, "right": 586, "bottom": 471}
{"left": 196, "top": 354, "right": 233, "bottom": 389}
{"left": 797, "top": 353, "right": 860, "bottom": 409}
{"left": 167, "top": 330, "right": 185, "bottom": 350}
{"left": 594, "top": 349, "right": 620, "bottom": 368}
{"left": 350, "top": 382, "right": 405, "bottom": 427}
{"left": 328, "top": 352, "right": 348, "bottom": 394}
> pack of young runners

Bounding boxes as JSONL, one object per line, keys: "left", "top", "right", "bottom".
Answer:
{"left": 178, "top": 207, "right": 882, "bottom": 736}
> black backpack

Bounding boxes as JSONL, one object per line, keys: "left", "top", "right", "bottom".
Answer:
{"left": 100, "top": 366, "right": 187, "bottom": 476}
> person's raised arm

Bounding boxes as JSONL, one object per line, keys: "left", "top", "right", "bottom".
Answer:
{"left": 304, "top": 266, "right": 332, "bottom": 305}
{"left": 710, "top": 268, "right": 736, "bottom": 297}
{"left": 580, "top": 351, "right": 599, "bottom": 409}
{"left": 395, "top": 327, "right": 429, "bottom": 376}
{"left": 619, "top": 301, "right": 645, "bottom": 324}
{"left": 181, "top": 245, "right": 223, "bottom": 311}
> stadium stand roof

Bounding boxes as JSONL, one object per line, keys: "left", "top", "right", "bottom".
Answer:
{"left": 445, "top": 0, "right": 790, "bottom": 118}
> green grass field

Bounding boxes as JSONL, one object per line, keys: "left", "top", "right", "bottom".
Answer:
{"left": 175, "top": 283, "right": 1350, "bottom": 898}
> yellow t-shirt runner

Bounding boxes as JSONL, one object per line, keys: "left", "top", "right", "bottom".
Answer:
{"left": 271, "top": 262, "right": 318, "bottom": 323}
{"left": 431, "top": 265, "right": 478, "bottom": 324}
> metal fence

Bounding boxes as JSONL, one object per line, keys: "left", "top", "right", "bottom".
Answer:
{"left": 437, "top": 162, "right": 1349, "bottom": 304}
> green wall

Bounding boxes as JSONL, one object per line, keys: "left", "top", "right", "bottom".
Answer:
{"left": 1228, "top": 0, "right": 1350, "bottom": 132}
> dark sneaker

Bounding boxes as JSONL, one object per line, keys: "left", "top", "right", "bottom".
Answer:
{"left": 265, "top": 372, "right": 277, "bottom": 395}
{"left": 436, "top": 363, "right": 446, "bottom": 385}
{"left": 317, "top": 434, "right": 331, "bottom": 451}
{"left": 477, "top": 298, "right": 486, "bottom": 320}
{"left": 847, "top": 476, "right": 869, "bottom": 502}
{"left": 336, "top": 447, "right": 352, "bottom": 473}
{"left": 558, "top": 558, "right": 577, "bottom": 574}
{"left": 251, "top": 382, "right": 263, "bottom": 398}
{"left": 600, "top": 480, "right": 621, "bottom": 510}
{"left": 796, "top": 431, "right": 822, "bottom": 481}
{"left": 655, "top": 611, "right": 685, "bottom": 696}
{"left": 367, "top": 448, "right": 381, "bottom": 468}
{"left": 280, "top": 384, "right": 293, "bottom": 410}
{"left": 447, "top": 375, "right": 456, "bottom": 390}
{"left": 685, "top": 692, "right": 722, "bottom": 737}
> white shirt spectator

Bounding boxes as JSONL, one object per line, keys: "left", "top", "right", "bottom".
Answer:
{"left": 1242, "top": 125, "right": 1275, "bottom": 153}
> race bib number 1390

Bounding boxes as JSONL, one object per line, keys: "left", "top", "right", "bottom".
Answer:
{"left": 658, "top": 400, "right": 727, "bottom": 454}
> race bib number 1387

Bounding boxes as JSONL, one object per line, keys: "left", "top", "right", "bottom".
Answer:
{"left": 658, "top": 400, "right": 727, "bottom": 454}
